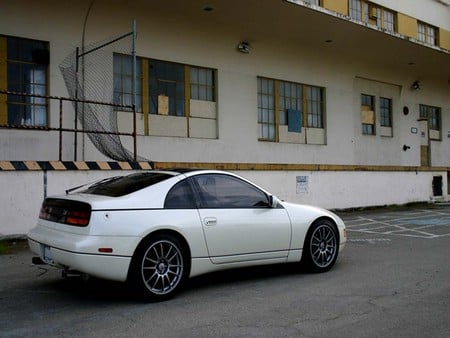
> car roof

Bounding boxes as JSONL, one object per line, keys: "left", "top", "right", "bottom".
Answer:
{"left": 163, "top": 168, "right": 208, "bottom": 174}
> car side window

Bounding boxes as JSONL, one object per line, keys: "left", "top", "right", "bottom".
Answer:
{"left": 193, "top": 174, "right": 270, "bottom": 208}
{"left": 164, "top": 179, "right": 197, "bottom": 209}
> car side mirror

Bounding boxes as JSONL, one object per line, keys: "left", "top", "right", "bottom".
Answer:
{"left": 268, "top": 195, "right": 279, "bottom": 208}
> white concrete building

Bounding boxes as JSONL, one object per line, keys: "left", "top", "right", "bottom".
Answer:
{"left": 0, "top": 0, "right": 449, "bottom": 235}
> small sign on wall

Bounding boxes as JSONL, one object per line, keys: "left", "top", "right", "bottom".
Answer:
{"left": 296, "top": 176, "right": 309, "bottom": 194}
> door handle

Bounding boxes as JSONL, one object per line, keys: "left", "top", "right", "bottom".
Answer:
{"left": 204, "top": 217, "right": 217, "bottom": 226}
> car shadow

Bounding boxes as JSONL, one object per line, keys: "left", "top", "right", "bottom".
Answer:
{"left": 44, "top": 263, "right": 309, "bottom": 303}
{"left": 47, "top": 275, "right": 134, "bottom": 303}
{"left": 186, "top": 263, "right": 307, "bottom": 291}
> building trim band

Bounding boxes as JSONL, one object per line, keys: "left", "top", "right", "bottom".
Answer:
{"left": 0, "top": 160, "right": 448, "bottom": 173}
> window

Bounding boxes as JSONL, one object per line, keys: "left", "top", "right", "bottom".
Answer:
{"left": 258, "top": 77, "right": 325, "bottom": 142}
{"left": 349, "top": 0, "right": 363, "bottom": 21}
{"left": 3, "top": 36, "right": 49, "bottom": 126}
{"left": 190, "top": 66, "right": 215, "bottom": 102}
{"left": 113, "top": 55, "right": 216, "bottom": 117}
{"left": 193, "top": 174, "right": 270, "bottom": 208}
{"left": 379, "top": 97, "right": 392, "bottom": 127}
{"left": 349, "top": 0, "right": 396, "bottom": 32}
{"left": 278, "top": 81, "right": 302, "bottom": 127}
{"left": 361, "top": 94, "right": 375, "bottom": 135}
{"left": 378, "top": 7, "right": 395, "bottom": 31}
{"left": 149, "top": 59, "right": 185, "bottom": 116}
{"left": 113, "top": 53, "right": 142, "bottom": 111}
{"left": 81, "top": 172, "right": 173, "bottom": 197}
{"left": 420, "top": 104, "right": 441, "bottom": 131}
{"left": 304, "top": 0, "right": 321, "bottom": 5}
{"left": 165, "top": 179, "right": 197, "bottom": 209}
{"left": 258, "top": 77, "right": 275, "bottom": 140}
{"left": 307, "top": 86, "right": 324, "bottom": 128}
{"left": 418, "top": 22, "right": 438, "bottom": 46}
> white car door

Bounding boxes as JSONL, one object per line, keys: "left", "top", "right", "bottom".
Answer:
{"left": 192, "top": 174, "right": 292, "bottom": 264}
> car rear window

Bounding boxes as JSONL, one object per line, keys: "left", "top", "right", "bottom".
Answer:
{"left": 81, "top": 172, "right": 174, "bottom": 197}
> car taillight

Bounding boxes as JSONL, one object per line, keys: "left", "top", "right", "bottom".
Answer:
{"left": 66, "top": 210, "right": 91, "bottom": 226}
{"left": 39, "top": 206, "right": 50, "bottom": 220}
{"left": 39, "top": 198, "right": 91, "bottom": 227}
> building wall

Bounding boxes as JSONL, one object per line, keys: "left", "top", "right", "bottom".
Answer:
{"left": 0, "top": 165, "right": 447, "bottom": 236}
{"left": 0, "top": 0, "right": 448, "bottom": 165}
{"left": 0, "top": 0, "right": 449, "bottom": 236}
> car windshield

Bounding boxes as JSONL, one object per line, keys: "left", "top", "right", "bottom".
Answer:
{"left": 81, "top": 172, "right": 174, "bottom": 197}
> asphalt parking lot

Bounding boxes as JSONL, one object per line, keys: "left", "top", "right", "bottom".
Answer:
{"left": 1, "top": 204, "right": 449, "bottom": 337}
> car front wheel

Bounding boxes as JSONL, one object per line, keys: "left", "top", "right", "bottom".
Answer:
{"left": 302, "top": 219, "right": 339, "bottom": 272}
{"left": 129, "top": 234, "right": 188, "bottom": 301}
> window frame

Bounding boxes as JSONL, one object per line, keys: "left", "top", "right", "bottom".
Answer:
{"left": 417, "top": 21, "right": 438, "bottom": 46}
{"left": 349, "top": 0, "right": 397, "bottom": 32}
{"left": 113, "top": 53, "right": 143, "bottom": 112}
{"left": 304, "top": 0, "right": 322, "bottom": 5}
{"left": 2, "top": 35, "right": 49, "bottom": 127}
{"left": 420, "top": 104, "right": 441, "bottom": 132}
{"left": 164, "top": 178, "right": 198, "bottom": 209}
{"left": 258, "top": 76, "right": 325, "bottom": 142}
{"left": 190, "top": 66, "right": 215, "bottom": 102}
{"left": 379, "top": 97, "right": 392, "bottom": 128}
{"left": 257, "top": 77, "right": 276, "bottom": 141}
{"left": 113, "top": 54, "right": 217, "bottom": 117}
{"left": 361, "top": 93, "right": 376, "bottom": 135}
{"left": 191, "top": 173, "right": 271, "bottom": 209}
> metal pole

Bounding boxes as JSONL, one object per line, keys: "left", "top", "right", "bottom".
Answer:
{"left": 132, "top": 19, "right": 137, "bottom": 161}
{"left": 59, "top": 98, "right": 63, "bottom": 161}
{"left": 74, "top": 47, "right": 79, "bottom": 161}
{"left": 80, "top": 0, "right": 95, "bottom": 161}
{"left": 133, "top": 104, "right": 137, "bottom": 161}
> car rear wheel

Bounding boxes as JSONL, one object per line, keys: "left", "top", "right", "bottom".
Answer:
{"left": 129, "top": 234, "right": 188, "bottom": 301}
{"left": 302, "top": 219, "right": 339, "bottom": 272}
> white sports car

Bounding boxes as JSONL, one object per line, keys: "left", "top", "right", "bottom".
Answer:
{"left": 28, "top": 169, "right": 346, "bottom": 301}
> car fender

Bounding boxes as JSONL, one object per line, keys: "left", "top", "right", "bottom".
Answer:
{"left": 281, "top": 202, "right": 344, "bottom": 250}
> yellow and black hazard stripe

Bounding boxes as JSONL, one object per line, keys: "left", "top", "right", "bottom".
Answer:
{"left": 0, "top": 161, "right": 154, "bottom": 171}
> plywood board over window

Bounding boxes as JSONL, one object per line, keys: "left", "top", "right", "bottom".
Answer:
{"left": 361, "top": 106, "right": 375, "bottom": 124}
{"left": 158, "top": 95, "right": 169, "bottom": 115}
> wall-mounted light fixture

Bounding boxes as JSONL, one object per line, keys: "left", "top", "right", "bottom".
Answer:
{"left": 412, "top": 81, "right": 421, "bottom": 90}
{"left": 237, "top": 41, "right": 251, "bottom": 54}
{"left": 403, "top": 144, "right": 411, "bottom": 151}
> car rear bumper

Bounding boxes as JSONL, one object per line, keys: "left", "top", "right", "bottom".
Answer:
{"left": 28, "top": 238, "right": 131, "bottom": 282}
{"left": 27, "top": 224, "right": 136, "bottom": 282}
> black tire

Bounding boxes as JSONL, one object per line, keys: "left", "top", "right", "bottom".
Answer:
{"left": 129, "top": 234, "right": 188, "bottom": 301}
{"left": 302, "top": 219, "right": 339, "bottom": 273}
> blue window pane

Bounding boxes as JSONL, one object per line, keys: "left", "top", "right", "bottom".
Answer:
{"left": 199, "top": 86, "right": 206, "bottom": 101}
{"left": 33, "top": 106, "right": 47, "bottom": 126}
{"left": 206, "top": 89, "right": 213, "bottom": 101}
{"left": 190, "top": 67, "right": 197, "bottom": 83}
{"left": 176, "top": 99, "right": 185, "bottom": 116}
{"left": 8, "top": 104, "right": 21, "bottom": 125}
{"left": 287, "top": 109, "right": 302, "bottom": 133}
{"left": 206, "top": 70, "right": 213, "bottom": 86}
{"left": 7, "top": 39, "right": 20, "bottom": 59}
{"left": 150, "top": 95, "right": 157, "bottom": 114}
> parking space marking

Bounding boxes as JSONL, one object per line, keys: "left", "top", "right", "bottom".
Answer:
{"left": 342, "top": 208, "right": 450, "bottom": 239}
{"left": 347, "top": 238, "right": 391, "bottom": 244}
